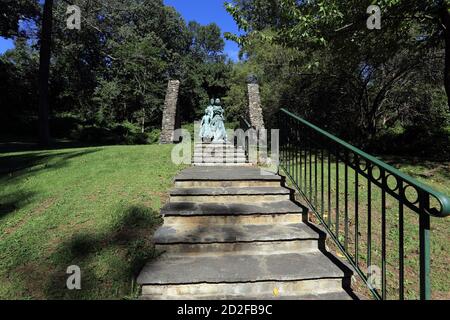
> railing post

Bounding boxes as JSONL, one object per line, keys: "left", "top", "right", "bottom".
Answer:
{"left": 419, "top": 193, "right": 431, "bottom": 300}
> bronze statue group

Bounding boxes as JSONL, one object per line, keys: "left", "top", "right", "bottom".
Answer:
{"left": 200, "top": 98, "right": 228, "bottom": 143}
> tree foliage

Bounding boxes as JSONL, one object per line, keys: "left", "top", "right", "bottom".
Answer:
{"left": 224, "top": 0, "right": 450, "bottom": 155}
{"left": 0, "top": 0, "right": 232, "bottom": 143}
{"left": 0, "top": 0, "right": 39, "bottom": 37}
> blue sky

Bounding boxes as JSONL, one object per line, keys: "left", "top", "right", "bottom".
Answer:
{"left": 0, "top": 38, "right": 14, "bottom": 53}
{"left": 164, "top": 0, "right": 241, "bottom": 60}
{"left": 0, "top": 0, "right": 241, "bottom": 60}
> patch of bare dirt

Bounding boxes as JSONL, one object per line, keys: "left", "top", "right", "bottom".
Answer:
{"left": 1, "top": 197, "right": 57, "bottom": 239}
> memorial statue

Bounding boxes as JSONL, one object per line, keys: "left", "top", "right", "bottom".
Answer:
{"left": 199, "top": 99, "right": 214, "bottom": 141}
{"left": 199, "top": 98, "right": 227, "bottom": 143}
{"left": 210, "top": 98, "right": 228, "bottom": 143}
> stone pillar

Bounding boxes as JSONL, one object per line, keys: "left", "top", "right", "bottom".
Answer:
{"left": 247, "top": 80, "right": 265, "bottom": 130}
{"left": 160, "top": 80, "right": 180, "bottom": 144}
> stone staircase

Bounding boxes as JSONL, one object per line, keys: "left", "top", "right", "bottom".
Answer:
{"left": 193, "top": 143, "right": 251, "bottom": 167}
{"left": 137, "top": 166, "right": 356, "bottom": 300}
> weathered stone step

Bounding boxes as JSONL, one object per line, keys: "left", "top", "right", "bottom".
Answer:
{"left": 194, "top": 145, "right": 242, "bottom": 150}
{"left": 193, "top": 162, "right": 249, "bottom": 166}
{"left": 193, "top": 162, "right": 253, "bottom": 167}
{"left": 194, "top": 142, "right": 238, "bottom": 146}
{"left": 142, "top": 290, "right": 356, "bottom": 300}
{"left": 193, "top": 154, "right": 246, "bottom": 158}
{"left": 175, "top": 166, "right": 281, "bottom": 182}
{"left": 154, "top": 223, "right": 323, "bottom": 255}
{"left": 193, "top": 158, "right": 247, "bottom": 163}
{"left": 194, "top": 150, "right": 245, "bottom": 157}
{"left": 170, "top": 187, "right": 292, "bottom": 203}
{"left": 194, "top": 153, "right": 246, "bottom": 158}
{"left": 161, "top": 201, "right": 304, "bottom": 225}
{"left": 194, "top": 146, "right": 244, "bottom": 150}
{"left": 195, "top": 143, "right": 234, "bottom": 146}
{"left": 175, "top": 180, "right": 279, "bottom": 188}
{"left": 138, "top": 252, "right": 352, "bottom": 297}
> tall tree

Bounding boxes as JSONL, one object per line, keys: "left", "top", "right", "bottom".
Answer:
{"left": 38, "top": 0, "right": 53, "bottom": 146}
{"left": 440, "top": 3, "right": 450, "bottom": 109}
{"left": 224, "top": 0, "right": 448, "bottom": 142}
{"left": 226, "top": 0, "right": 450, "bottom": 111}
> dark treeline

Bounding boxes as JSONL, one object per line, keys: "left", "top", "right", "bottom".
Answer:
{"left": 224, "top": 0, "right": 450, "bottom": 159}
{"left": 0, "top": 0, "right": 232, "bottom": 145}
{"left": 1, "top": 0, "right": 449, "bottom": 159}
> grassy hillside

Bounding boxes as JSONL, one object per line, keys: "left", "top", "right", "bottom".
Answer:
{"left": 0, "top": 145, "right": 184, "bottom": 299}
{"left": 0, "top": 144, "right": 448, "bottom": 300}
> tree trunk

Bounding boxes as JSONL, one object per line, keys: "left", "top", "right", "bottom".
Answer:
{"left": 141, "top": 108, "right": 145, "bottom": 133}
{"left": 38, "top": 0, "right": 53, "bottom": 147}
{"left": 441, "top": 6, "right": 450, "bottom": 112}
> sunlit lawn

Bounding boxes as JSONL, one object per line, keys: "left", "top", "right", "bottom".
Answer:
{"left": 1, "top": 141, "right": 448, "bottom": 300}
{"left": 0, "top": 145, "right": 184, "bottom": 299}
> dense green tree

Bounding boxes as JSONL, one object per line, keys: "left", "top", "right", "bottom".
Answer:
{"left": 0, "top": 0, "right": 233, "bottom": 144}
{"left": 226, "top": 0, "right": 450, "bottom": 111}
{"left": 224, "top": 0, "right": 450, "bottom": 146}
{"left": 0, "top": 38, "right": 39, "bottom": 133}
{"left": 178, "top": 22, "right": 232, "bottom": 122}
{"left": 0, "top": 0, "right": 38, "bottom": 37}
{"left": 38, "top": 0, "right": 53, "bottom": 146}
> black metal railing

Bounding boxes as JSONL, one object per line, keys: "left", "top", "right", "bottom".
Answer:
{"left": 279, "top": 108, "right": 450, "bottom": 300}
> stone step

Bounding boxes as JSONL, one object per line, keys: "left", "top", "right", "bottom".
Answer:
{"left": 194, "top": 145, "right": 244, "bottom": 149}
{"left": 194, "top": 149, "right": 245, "bottom": 153}
{"left": 193, "top": 154, "right": 246, "bottom": 158}
{"left": 193, "top": 153, "right": 246, "bottom": 158}
{"left": 193, "top": 159, "right": 248, "bottom": 165}
{"left": 154, "top": 223, "right": 324, "bottom": 255}
{"left": 192, "top": 154, "right": 247, "bottom": 160}
{"left": 175, "top": 180, "right": 280, "bottom": 188}
{"left": 194, "top": 150, "right": 245, "bottom": 154}
{"left": 194, "top": 142, "right": 237, "bottom": 145}
{"left": 195, "top": 145, "right": 241, "bottom": 150}
{"left": 142, "top": 290, "right": 356, "bottom": 300}
{"left": 194, "top": 151, "right": 245, "bottom": 156}
{"left": 170, "top": 187, "right": 292, "bottom": 203}
{"left": 138, "top": 252, "right": 353, "bottom": 298}
{"left": 137, "top": 165, "right": 357, "bottom": 300}
{"left": 175, "top": 167, "right": 281, "bottom": 182}
{"left": 194, "top": 152, "right": 246, "bottom": 158}
{"left": 193, "top": 163, "right": 253, "bottom": 167}
{"left": 195, "top": 143, "right": 234, "bottom": 146}
{"left": 161, "top": 201, "right": 304, "bottom": 225}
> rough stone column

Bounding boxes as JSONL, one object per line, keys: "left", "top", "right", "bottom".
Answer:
{"left": 160, "top": 80, "right": 180, "bottom": 144}
{"left": 247, "top": 81, "right": 265, "bottom": 130}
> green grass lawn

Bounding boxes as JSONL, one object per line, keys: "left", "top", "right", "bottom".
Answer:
{"left": 1, "top": 143, "right": 448, "bottom": 300}
{"left": 0, "top": 145, "right": 184, "bottom": 299}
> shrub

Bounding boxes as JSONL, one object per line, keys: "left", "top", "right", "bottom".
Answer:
{"left": 147, "top": 129, "right": 161, "bottom": 144}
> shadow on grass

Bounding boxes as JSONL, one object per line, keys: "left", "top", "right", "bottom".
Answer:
{"left": 43, "top": 204, "right": 163, "bottom": 299}
{"left": 0, "top": 190, "right": 36, "bottom": 219}
{"left": 0, "top": 149, "right": 101, "bottom": 178}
